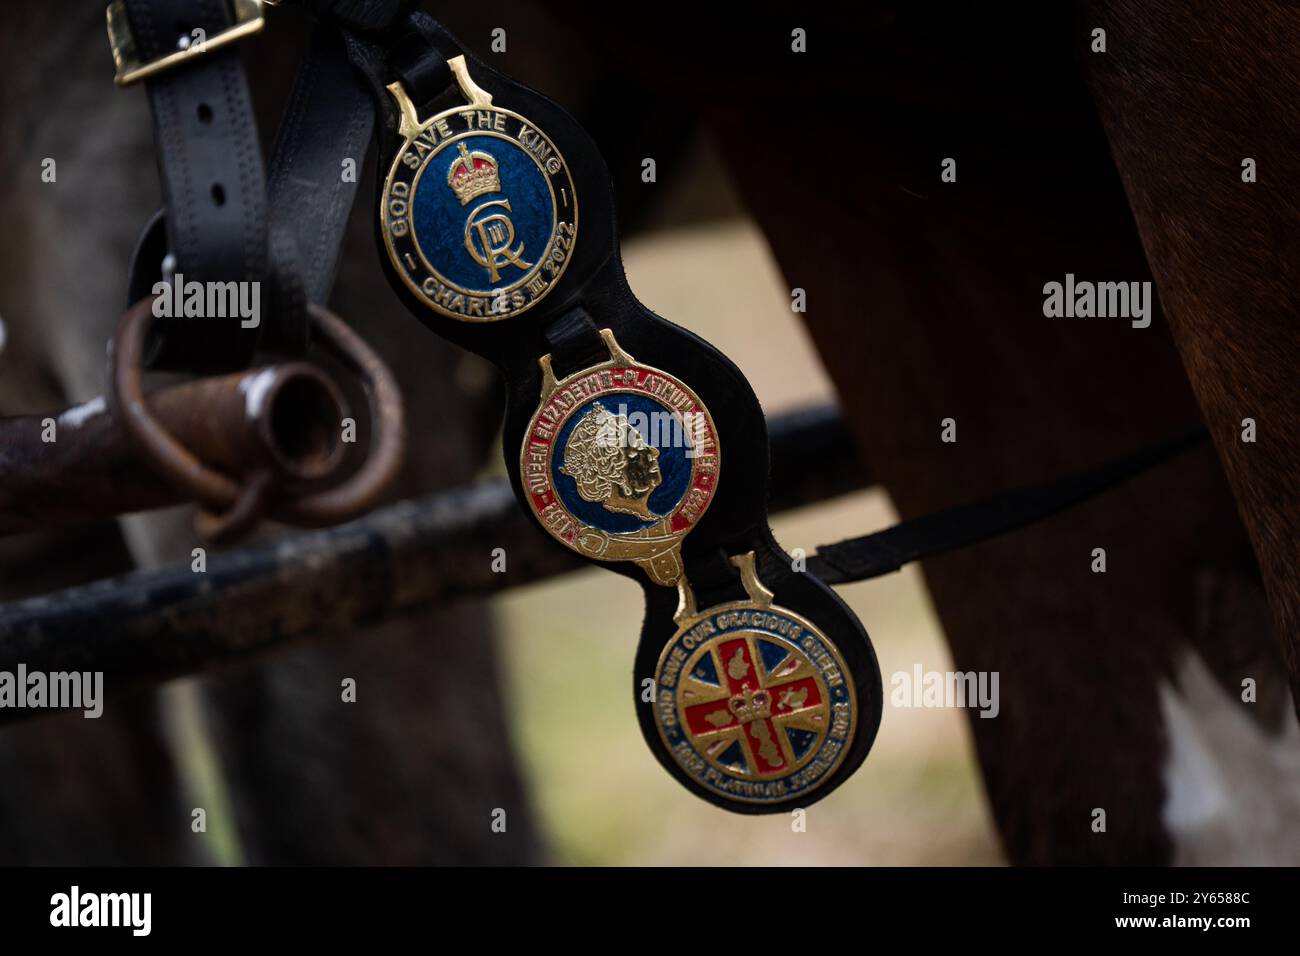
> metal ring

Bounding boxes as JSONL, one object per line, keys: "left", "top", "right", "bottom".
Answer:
{"left": 272, "top": 306, "right": 406, "bottom": 526}
{"left": 109, "top": 297, "right": 406, "bottom": 535}
{"left": 110, "top": 298, "right": 242, "bottom": 508}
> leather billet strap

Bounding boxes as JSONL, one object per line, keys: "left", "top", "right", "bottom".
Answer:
{"left": 265, "top": 23, "right": 377, "bottom": 306}
{"left": 337, "top": 12, "right": 885, "bottom": 811}
{"left": 122, "top": 0, "right": 280, "bottom": 370}
{"left": 269, "top": 2, "right": 451, "bottom": 303}
{"left": 330, "top": 9, "right": 452, "bottom": 153}
{"left": 541, "top": 306, "right": 609, "bottom": 379}
{"left": 301, "top": 0, "right": 413, "bottom": 32}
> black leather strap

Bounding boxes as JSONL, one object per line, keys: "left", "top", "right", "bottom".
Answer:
{"left": 808, "top": 427, "right": 1210, "bottom": 584}
{"left": 123, "top": 0, "right": 272, "bottom": 371}
{"left": 683, "top": 547, "right": 751, "bottom": 610}
{"left": 263, "top": 3, "right": 449, "bottom": 316}
{"left": 543, "top": 306, "right": 607, "bottom": 379}
{"left": 302, "top": 0, "right": 414, "bottom": 32}
{"left": 391, "top": 29, "right": 452, "bottom": 108}
{"left": 335, "top": 7, "right": 454, "bottom": 147}
{"left": 260, "top": 0, "right": 437, "bottom": 313}
{"left": 266, "top": 24, "right": 376, "bottom": 306}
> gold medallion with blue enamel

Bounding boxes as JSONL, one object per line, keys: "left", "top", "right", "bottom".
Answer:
{"left": 654, "top": 554, "right": 858, "bottom": 807}
{"left": 380, "top": 57, "right": 577, "bottom": 321}
{"left": 521, "top": 329, "right": 720, "bottom": 587}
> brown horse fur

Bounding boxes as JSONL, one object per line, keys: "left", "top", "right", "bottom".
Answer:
{"left": 1081, "top": 0, "right": 1300, "bottom": 719}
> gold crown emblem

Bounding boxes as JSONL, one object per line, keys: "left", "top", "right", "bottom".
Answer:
{"left": 728, "top": 686, "right": 772, "bottom": 723}
{"left": 447, "top": 142, "right": 501, "bottom": 205}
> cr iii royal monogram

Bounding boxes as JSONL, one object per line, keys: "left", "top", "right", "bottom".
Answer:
{"left": 380, "top": 56, "right": 578, "bottom": 321}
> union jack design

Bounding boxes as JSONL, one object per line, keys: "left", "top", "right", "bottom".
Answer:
{"left": 679, "top": 633, "right": 830, "bottom": 777}
{"left": 653, "top": 597, "right": 856, "bottom": 806}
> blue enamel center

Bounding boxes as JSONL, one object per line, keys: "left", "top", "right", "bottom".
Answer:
{"left": 410, "top": 133, "right": 555, "bottom": 293}
{"left": 552, "top": 393, "right": 693, "bottom": 535}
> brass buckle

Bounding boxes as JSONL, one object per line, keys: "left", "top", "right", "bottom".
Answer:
{"left": 106, "top": 0, "right": 265, "bottom": 87}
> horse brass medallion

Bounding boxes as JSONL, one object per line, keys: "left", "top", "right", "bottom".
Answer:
{"left": 380, "top": 57, "right": 577, "bottom": 321}
{"left": 652, "top": 554, "right": 858, "bottom": 806}
{"left": 520, "top": 329, "right": 719, "bottom": 586}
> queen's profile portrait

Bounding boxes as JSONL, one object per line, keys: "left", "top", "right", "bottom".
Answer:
{"left": 560, "top": 403, "right": 663, "bottom": 521}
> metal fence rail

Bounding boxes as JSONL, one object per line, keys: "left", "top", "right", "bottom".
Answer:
{"left": 0, "top": 406, "right": 869, "bottom": 713}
